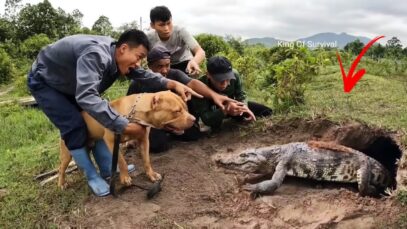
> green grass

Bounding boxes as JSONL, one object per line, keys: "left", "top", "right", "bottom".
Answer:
{"left": 0, "top": 105, "right": 90, "bottom": 227}
{"left": 1, "top": 66, "right": 406, "bottom": 227}
{"left": 295, "top": 72, "right": 407, "bottom": 131}
{"left": 0, "top": 80, "right": 131, "bottom": 227}
{"left": 248, "top": 69, "right": 407, "bottom": 144}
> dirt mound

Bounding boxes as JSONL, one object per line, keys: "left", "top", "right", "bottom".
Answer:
{"left": 60, "top": 118, "right": 405, "bottom": 228}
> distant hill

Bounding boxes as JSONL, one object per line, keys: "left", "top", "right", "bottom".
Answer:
{"left": 245, "top": 32, "right": 371, "bottom": 49}
{"left": 244, "top": 37, "right": 286, "bottom": 47}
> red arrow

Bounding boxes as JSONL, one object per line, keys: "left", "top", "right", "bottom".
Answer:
{"left": 336, "top": 35, "right": 385, "bottom": 93}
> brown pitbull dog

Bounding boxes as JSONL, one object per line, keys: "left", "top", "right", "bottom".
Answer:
{"left": 58, "top": 90, "right": 195, "bottom": 188}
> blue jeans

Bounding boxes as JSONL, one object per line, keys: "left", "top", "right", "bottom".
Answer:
{"left": 27, "top": 72, "right": 88, "bottom": 150}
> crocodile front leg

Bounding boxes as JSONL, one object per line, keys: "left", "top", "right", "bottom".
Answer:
{"left": 243, "top": 150, "right": 293, "bottom": 198}
{"left": 240, "top": 173, "right": 274, "bottom": 185}
{"left": 357, "top": 157, "right": 377, "bottom": 196}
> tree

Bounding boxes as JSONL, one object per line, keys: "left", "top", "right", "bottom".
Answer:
{"left": 343, "top": 39, "right": 364, "bottom": 55}
{"left": 54, "top": 7, "right": 83, "bottom": 37}
{"left": 0, "top": 0, "right": 23, "bottom": 41}
{"left": 403, "top": 47, "right": 407, "bottom": 57}
{"left": 366, "top": 43, "right": 385, "bottom": 60}
{"left": 20, "top": 34, "right": 51, "bottom": 59}
{"left": 92, "top": 15, "right": 113, "bottom": 36}
{"left": 16, "top": 0, "right": 82, "bottom": 40}
{"left": 385, "top": 36, "right": 403, "bottom": 58}
{"left": 16, "top": 0, "right": 59, "bottom": 40}
{"left": 117, "top": 21, "right": 138, "bottom": 33}
{"left": 71, "top": 9, "right": 83, "bottom": 27}
{"left": 3, "top": 0, "right": 23, "bottom": 21}
{"left": 225, "top": 35, "right": 245, "bottom": 55}
{"left": 195, "top": 33, "right": 228, "bottom": 58}
{"left": 0, "top": 18, "right": 14, "bottom": 42}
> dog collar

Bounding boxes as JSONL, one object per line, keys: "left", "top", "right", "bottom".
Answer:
{"left": 125, "top": 94, "right": 158, "bottom": 129}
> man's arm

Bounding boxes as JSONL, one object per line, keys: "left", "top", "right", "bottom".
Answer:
{"left": 127, "top": 68, "right": 170, "bottom": 92}
{"left": 169, "top": 69, "right": 236, "bottom": 110}
{"left": 75, "top": 52, "right": 129, "bottom": 134}
{"left": 187, "top": 79, "right": 236, "bottom": 110}
{"left": 127, "top": 68, "right": 202, "bottom": 100}
{"left": 189, "top": 45, "right": 205, "bottom": 66}
{"left": 179, "top": 27, "right": 206, "bottom": 75}
{"left": 166, "top": 80, "right": 202, "bottom": 101}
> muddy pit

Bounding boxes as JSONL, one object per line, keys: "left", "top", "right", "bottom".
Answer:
{"left": 60, "top": 118, "right": 405, "bottom": 228}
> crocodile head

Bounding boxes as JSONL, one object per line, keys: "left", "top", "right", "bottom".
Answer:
{"left": 213, "top": 148, "right": 268, "bottom": 173}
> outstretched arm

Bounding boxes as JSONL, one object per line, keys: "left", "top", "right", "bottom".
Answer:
{"left": 187, "top": 79, "right": 236, "bottom": 110}
{"left": 166, "top": 80, "right": 203, "bottom": 101}
{"left": 187, "top": 45, "right": 205, "bottom": 75}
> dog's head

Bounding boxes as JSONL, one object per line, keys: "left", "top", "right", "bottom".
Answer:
{"left": 143, "top": 91, "right": 196, "bottom": 134}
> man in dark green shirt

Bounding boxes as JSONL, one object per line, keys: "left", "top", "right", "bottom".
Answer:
{"left": 191, "top": 56, "right": 272, "bottom": 131}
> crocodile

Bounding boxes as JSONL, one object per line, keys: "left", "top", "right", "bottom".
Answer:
{"left": 214, "top": 141, "right": 393, "bottom": 197}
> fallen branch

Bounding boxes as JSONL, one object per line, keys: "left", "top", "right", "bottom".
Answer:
{"left": 39, "top": 165, "right": 78, "bottom": 186}
{"left": 34, "top": 161, "right": 75, "bottom": 180}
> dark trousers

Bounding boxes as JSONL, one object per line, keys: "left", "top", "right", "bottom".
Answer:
{"left": 171, "top": 60, "right": 189, "bottom": 75}
{"left": 149, "top": 125, "right": 202, "bottom": 153}
{"left": 248, "top": 101, "right": 273, "bottom": 117}
{"left": 27, "top": 72, "right": 87, "bottom": 150}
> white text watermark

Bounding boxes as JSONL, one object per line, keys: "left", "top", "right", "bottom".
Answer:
{"left": 277, "top": 40, "right": 338, "bottom": 48}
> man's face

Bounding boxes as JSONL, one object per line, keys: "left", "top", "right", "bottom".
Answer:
{"left": 149, "top": 58, "right": 171, "bottom": 77}
{"left": 208, "top": 73, "right": 230, "bottom": 92}
{"left": 151, "top": 19, "right": 173, "bottom": 40}
{"left": 116, "top": 44, "right": 147, "bottom": 75}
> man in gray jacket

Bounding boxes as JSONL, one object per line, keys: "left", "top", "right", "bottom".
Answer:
{"left": 28, "top": 29, "right": 199, "bottom": 196}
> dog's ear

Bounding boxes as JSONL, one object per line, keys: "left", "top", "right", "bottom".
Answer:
{"left": 151, "top": 94, "right": 161, "bottom": 110}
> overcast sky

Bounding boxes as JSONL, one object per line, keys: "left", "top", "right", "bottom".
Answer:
{"left": 1, "top": 0, "right": 407, "bottom": 46}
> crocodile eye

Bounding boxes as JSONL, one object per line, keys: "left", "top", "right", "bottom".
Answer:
{"left": 239, "top": 154, "right": 248, "bottom": 158}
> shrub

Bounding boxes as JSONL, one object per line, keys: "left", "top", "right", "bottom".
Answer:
{"left": 0, "top": 47, "right": 16, "bottom": 84}
{"left": 195, "top": 33, "right": 228, "bottom": 59}
{"left": 258, "top": 46, "right": 318, "bottom": 112}
{"left": 13, "top": 75, "right": 30, "bottom": 96}
{"left": 20, "top": 33, "right": 51, "bottom": 59}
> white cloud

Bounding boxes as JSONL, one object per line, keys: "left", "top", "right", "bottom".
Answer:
{"left": 1, "top": 0, "right": 406, "bottom": 46}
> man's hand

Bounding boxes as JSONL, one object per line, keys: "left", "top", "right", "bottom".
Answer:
{"left": 242, "top": 107, "right": 256, "bottom": 122}
{"left": 225, "top": 102, "right": 256, "bottom": 121}
{"left": 212, "top": 94, "right": 240, "bottom": 110}
{"left": 186, "top": 59, "right": 202, "bottom": 76}
{"left": 167, "top": 80, "right": 203, "bottom": 101}
{"left": 123, "top": 122, "right": 145, "bottom": 135}
{"left": 225, "top": 102, "right": 245, "bottom": 116}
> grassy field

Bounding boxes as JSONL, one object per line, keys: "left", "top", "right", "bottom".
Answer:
{"left": 0, "top": 68, "right": 406, "bottom": 227}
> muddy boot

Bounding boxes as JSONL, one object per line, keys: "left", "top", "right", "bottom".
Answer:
{"left": 70, "top": 147, "right": 110, "bottom": 197}
{"left": 92, "top": 139, "right": 136, "bottom": 179}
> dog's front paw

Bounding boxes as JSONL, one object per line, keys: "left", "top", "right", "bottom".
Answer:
{"left": 58, "top": 177, "right": 67, "bottom": 190}
{"left": 58, "top": 182, "right": 68, "bottom": 190}
{"left": 147, "top": 171, "right": 162, "bottom": 182}
{"left": 120, "top": 174, "right": 132, "bottom": 186}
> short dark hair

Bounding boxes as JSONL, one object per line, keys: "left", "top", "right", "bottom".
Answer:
{"left": 116, "top": 29, "right": 150, "bottom": 51}
{"left": 150, "top": 6, "right": 172, "bottom": 23}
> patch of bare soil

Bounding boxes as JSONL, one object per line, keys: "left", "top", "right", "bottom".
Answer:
{"left": 60, "top": 118, "right": 405, "bottom": 228}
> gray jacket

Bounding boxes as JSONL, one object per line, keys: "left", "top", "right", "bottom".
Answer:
{"left": 32, "top": 34, "right": 169, "bottom": 133}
